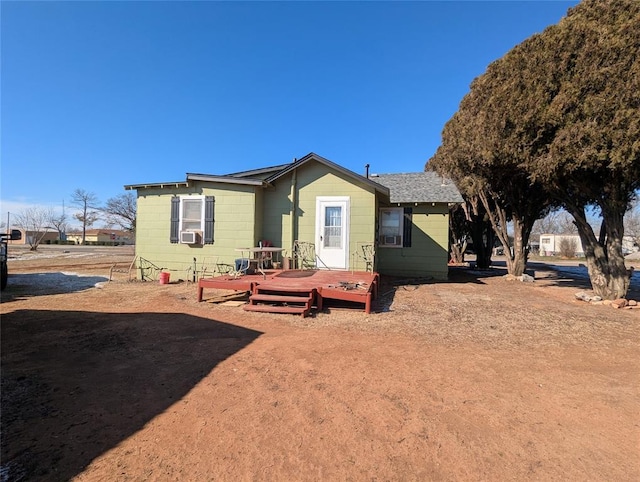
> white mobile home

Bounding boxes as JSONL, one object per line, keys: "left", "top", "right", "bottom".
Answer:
{"left": 539, "top": 234, "right": 584, "bottom": 257}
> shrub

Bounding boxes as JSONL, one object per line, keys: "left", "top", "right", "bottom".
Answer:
{"left": 558, "top": 238, "right": 578, "bottom": 258}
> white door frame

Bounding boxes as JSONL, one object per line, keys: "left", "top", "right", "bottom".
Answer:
{"left": 315, "top": 196, "right": 350, "bottom": 270}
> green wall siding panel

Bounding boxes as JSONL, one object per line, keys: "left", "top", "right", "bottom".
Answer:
{"left": 376, "top": 204, "right": 450, "bottom": 280}
{"left": 260, "top": 163, "right": 377, "bottom": 265}
{"left": 133, "top": 183, "right": 258, "bottom": 280}
{"left": 285, "top": 163, "right": 377, "bottom": 269}
{"left": 262, "top": 182, "right": 292, "bottom": 252}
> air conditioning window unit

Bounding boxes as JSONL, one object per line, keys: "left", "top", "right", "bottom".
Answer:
{"left": 379, "top": 235, "right": 402, "bottom": 246}
{"left": 180, "top": 231, "right": 201, "bottom": 244}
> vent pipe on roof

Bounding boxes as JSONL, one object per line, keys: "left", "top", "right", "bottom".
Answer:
{"left": 365, "top": 164, "right": 370, "bottom": 179}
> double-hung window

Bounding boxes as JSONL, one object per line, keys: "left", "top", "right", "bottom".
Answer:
{"left": 379, "top": 208, "right": 403, "bottom": 247}
{"left": 170, "top": 195, "right": 215, "bottom": 244}
{"left": 378, "top": 207, "right": 413, "bottom": 248}
{"left": 181, "top": 197, "right": 204, "bottom": 232}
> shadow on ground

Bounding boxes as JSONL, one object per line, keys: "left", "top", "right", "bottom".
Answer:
{"left": 1, "top": 309, "right": 262, "bottom": 481}
{"left": 530, "top": 261, "right": 640, "bottom": 298}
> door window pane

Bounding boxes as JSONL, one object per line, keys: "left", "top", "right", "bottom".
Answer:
{"left": 324, "top": 206, "right": 342, "bottom": 248}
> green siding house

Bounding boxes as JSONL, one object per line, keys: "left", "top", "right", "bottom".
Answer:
{"left": 125, "top": 153, "right": 462, "bottom": 281}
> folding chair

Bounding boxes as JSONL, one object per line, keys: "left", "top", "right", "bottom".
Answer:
{"left": 293, "top": 241, "right": 317, "bottom": 270}
{"left": 354, "top": 242, "right": 375, "bottom": 272}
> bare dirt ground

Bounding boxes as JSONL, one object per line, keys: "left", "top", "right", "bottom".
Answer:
{"left": 1, "top": 245, "right": 638, "bottom": 481}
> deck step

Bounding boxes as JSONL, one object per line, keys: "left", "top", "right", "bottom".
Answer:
{"left": 244, "top": 304, "right": 308, "bottom": 315}
{"left": 244, "top": 287, "right": 317, "bottom": 317}
{"left": 254, "top": 286, "right": 314, "bottom": 294}
{"left": 249, "top": 294, "right": 312, "bottom": 304}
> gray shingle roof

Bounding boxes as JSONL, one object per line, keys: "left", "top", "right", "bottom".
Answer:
{"left": 371, "top": 172, "right": 463, "bottom": 204}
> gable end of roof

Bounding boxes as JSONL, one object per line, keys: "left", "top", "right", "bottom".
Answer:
{"left": 266, "top": 152, "right": 390, "bottom": 196}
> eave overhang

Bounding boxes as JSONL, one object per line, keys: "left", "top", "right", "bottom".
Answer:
{"left": 186, "top": 173, "right": 266, "bottom": 186}
{"left": 124, "top": 182, "right": 189, "bottom": 190}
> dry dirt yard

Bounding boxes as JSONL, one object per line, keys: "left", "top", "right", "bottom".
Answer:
{"left": 1, "top": 245, "right": 638, "bottom": 481}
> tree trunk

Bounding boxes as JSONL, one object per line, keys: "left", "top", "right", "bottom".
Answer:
{"left": 507, "top": 252, "right": 527, "bottom": 277}
{"left": 503, "top": 217, "right": 532, "bottom": 277}
{"left": 463, "top": 196, "right": 493, "bottom": 269}
{"left": 448, "top": 207, "right": 467, "bottom": 264}
{"left": 568, "top": 205, "right": 631, "bottom": 300}
{"left": 471, "top": 216, "right": 494, "bottom": 270}
{"left": 582, "top": 254, "right": 631, "bottom": 299}
{"left": 449, "top": 243, "right": 466, "bottom": 264}
{"left": 477, "top": 190, "right": 534, "bottom": 276}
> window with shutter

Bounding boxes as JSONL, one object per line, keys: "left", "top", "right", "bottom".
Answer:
{"left": 181, "top": 198, "right": 203, "bottom": 231}
{"left": 169, "top": 195, "right": 215, "bottom": 244}
{"left": 378, "top": 207, "right": 404, "bottom": 247}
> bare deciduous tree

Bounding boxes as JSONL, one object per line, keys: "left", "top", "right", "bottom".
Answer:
{"left": 102, "top": 192, "right": 136, "bottom": 233}
{"left": 624, "top": 196, "right": 640, "bottom": 250}
{"left": 48, "top": 211, "right": 69, "bottom": 241}
{"left": 14, "top": 207, "right": 54, "bottom": 251}
{"left": 532, "top": 210, "right": 578, "bottom": 236}
{"left": 71, "top": 189, "right": 100, "bottom": 245}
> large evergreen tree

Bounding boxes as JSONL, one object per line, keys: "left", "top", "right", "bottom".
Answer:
{"left": 523, "top": 0, "right": 640, "bottom": 298}
{"left": 430, "top": 0, "right": 639, "bottom": 297}
{"left": 429, "top": 40, "right": 554, "bottom": 276}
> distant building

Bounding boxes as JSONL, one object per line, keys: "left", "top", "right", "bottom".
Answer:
{"left": 6, "top": 228, "right": 58, "bottom": 245}
{"left": 66, "top": 229, "right": 134, "bottom": 245}
{"left": 539, "top": 233, "right": 638, "bottom": 257}
{"left": 539, "top": 234, "right": 583, "bottom": 257}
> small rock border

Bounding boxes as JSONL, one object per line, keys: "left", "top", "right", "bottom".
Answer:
{"left": 504, "top": 273, "right": 536, "bottom": 283}
{"left": 574, "top": 291, "right": 639, "bottom": 309}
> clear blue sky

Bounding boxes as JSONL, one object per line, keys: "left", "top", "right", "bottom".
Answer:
{"left": 1, "top": 0, "right": 579, "bottom": 225}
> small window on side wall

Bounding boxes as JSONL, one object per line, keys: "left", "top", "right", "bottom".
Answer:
{"left": 170, "top": 195, "right": 215, "bottom": 244}
{"left": 379, "top": 207, "right": 403, "bottom": 247}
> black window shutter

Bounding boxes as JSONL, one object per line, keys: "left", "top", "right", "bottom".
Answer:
{"left": 170, "top": 196, "right": 180, "bottom": 243}
{"left": 204, "top": 196, "right": 215, "bottom": 244}
{"left": 403, "top": 207, "right": 413, "bottom": 248}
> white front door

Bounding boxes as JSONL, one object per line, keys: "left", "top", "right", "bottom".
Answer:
{"left": 316, "top": 196, "right": 350, "bottom": 269}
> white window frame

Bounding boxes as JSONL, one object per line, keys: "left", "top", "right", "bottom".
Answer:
{"left": 378, "top": 207, "right": 404, "bottom": 248}
{"left": 179, "top": 195, "right": 205, "bottom": 232}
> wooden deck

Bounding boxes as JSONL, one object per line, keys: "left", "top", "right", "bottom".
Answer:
{"left": 197, "top": 269, "right": 380, "bottom": 314}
